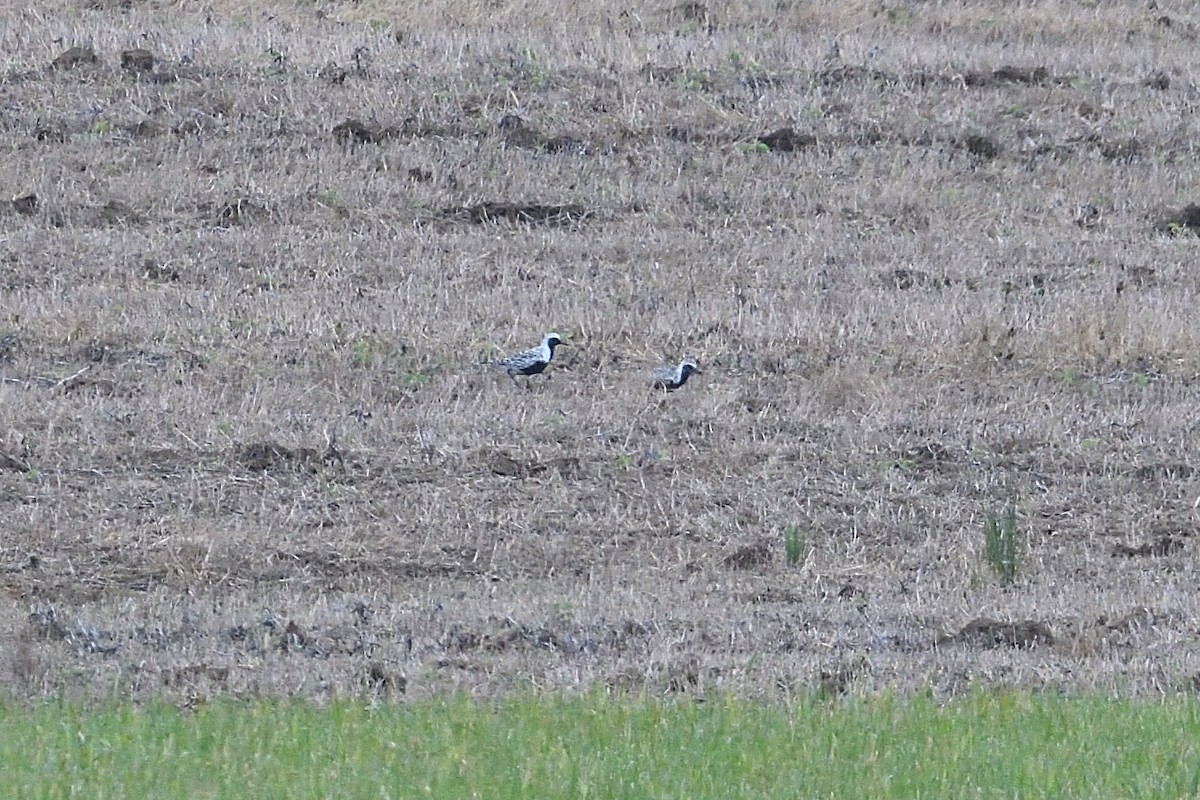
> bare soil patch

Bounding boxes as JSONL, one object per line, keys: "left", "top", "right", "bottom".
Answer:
{"left": 1, "top": 0, "right": 1200, "bottom": 704}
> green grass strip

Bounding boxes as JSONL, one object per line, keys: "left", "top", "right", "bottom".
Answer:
{"left": 1, "top": 692, "right": 1198, "bottom": 799}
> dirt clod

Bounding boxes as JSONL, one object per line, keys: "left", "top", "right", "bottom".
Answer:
{"left": 137, "top": 259, "right": 180, "bottom": 282}
{"left": 33, "top": 121, "right": 66, "bottom": 143}
{"left": 1075, "top": 203, "right": 1102, "bottom": 229}
{"left": 756, "top": 127, "right": 815, "bottom": 152}
{"left": 883, "top": 268, "right": 950, "bottom": 291}
{"left": 964, "top": 133, "right": 999, "bottom": 159}
{"left": 214, "top": 197, "right": 267, "bottom": 227}
{"left": 1156, "top": 203, "right": 1200, "bottom": 234}
{"left": 366, "top": 662, "right": 406, "bottom": 692}
{"left": 51, "top": 46, "right": 98, "bottom": 70}
{"left": 319, "top": 63, "right": 349, "bottom": 84}
{"left": 1102, "top": 607, "right": 1174, "bottom": 634}
{"left": 1111, "top": 536, "right": 1184, "bottom": 557}
{"left": 120, "top": 48, "right": 155, "bottom": 72}
{"left": 722, "top": 542, "right": 772, "bottom": 570}
{"left": 656, "top": 2, "right": 716, "bottom": 34}
{"left": 938, "top": 618, "right": 1055, "bottom": 650}
{"left": 0, "top": 447, "right": 30, "bottom": 474}
{"left": 11, "top": 194, "right": 37, "bottom": 215}
{"left": 237, "top": 442, "right": 318, "bottom": 473}
{"left": 897, "top": 443, "right": 952, "bottom": 471}
{"left": 163, "top": 664, "right": 231, "bottom": 687}
{"left": 1143, "top": 70, "right": 1170, "bottom": 90}
{"left": 442, "top": 202, "right": 590, "bottom": 226}
{"left": 281, "top": 620, "right": 308, "bottom": 650}
{"left": 1099, "top": 138, "right": 1141, "bottom": 162}
{"left": 817, "top": 657, "right": 868, "bottom": 697}
{"left": 965, "top": 66, "right": 1049, "bottom": 87}
{"left": 92, "top": 200, "right": 142, "bottom": 227}
{"left": 497, "top": 115, "right": 588, "bottom": 154}
{"left": 333, "top": 118, "right": 388, "bottom": 144}
{"left": 489, "top": 453, "right": 525, "bottom": 477}
{"left": 125, "top": 120, "right": 163, "bottom": 138}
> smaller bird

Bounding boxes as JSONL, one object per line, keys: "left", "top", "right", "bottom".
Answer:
{"left": 650, "top": 359, "right": 702, "bottom": 391}
{"left": 492, "top": 333, "right": 564, "bottom": 386}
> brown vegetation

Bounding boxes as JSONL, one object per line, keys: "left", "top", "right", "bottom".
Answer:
{"left": 1, "top": 0, "right": 1199, "bottom": 703}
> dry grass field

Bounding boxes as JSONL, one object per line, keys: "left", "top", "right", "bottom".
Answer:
{"left": 2, "top": 0, "right": 1200, "bottom": 703}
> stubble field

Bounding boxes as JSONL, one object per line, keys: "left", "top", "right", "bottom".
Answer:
{"left": 2, "top": 0, "right": 1200, "bottom": 704}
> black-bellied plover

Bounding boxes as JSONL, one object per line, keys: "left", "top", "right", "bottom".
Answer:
{"left": 651, "top": 359, "right": 701, "bottom": 391}
{"left": 493, "top": 333, "right": 563, "bottom": 386}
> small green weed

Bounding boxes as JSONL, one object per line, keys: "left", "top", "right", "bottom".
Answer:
{"left": 674, "top": 69, "right": 709, "bottom": 91}
{"left": 403, "top": 368, "right": 431, "bottom": 386}
{"left": 783, "top": 525, "right": 810, "bottom": 566}
{"left": 349, "top": 337, "right": 382, "bottom": 368}
{"left": 983, "top": 503, "right": 1021, "bottom": 585}
{"left": 739, "top": 140, "right": 770, "bottom": 154}
{"left": 728, "top": 51, "right": 763, "bottom": 73}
